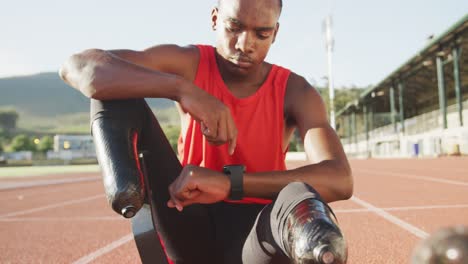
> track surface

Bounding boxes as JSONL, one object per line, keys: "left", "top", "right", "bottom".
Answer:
{"left": 1, "top": 158, "right": 468, "bottom": 263}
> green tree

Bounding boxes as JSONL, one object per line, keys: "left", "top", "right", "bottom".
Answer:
{"left": 37, "top": 136, "right": 54, "bottom": 153}
{"left": 0, "top": 110, "right": 19, "bottom": 135}
{"left": 317, "top": 86, "right": 365, "bottom": 114}
{"left": 10, "top": 134, "right": 35, "bottom": 152}
{"left": 0, "top": 135, "right": 8, "bottom": 153}
{"left": 288, "top": 138, "right": 297, "bottom": 152}
{"left": 162, "top": 125, "right": 181, "bottom": 153}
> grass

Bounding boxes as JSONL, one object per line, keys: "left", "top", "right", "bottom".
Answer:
{"left": 0, "top": 164, "right": 101, "bottom": 178}
{"left": 17, "top": 111, "right": 91, "bottom": 134}
{"left": 14, "top": 107, "right": 179, "bottom": 135}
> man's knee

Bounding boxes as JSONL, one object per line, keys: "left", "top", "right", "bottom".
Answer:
{"left": 276, "top": 182, "right": 320, "bottom": 206}
{"left": 280, "top": 181, "right": 316, "bottom": 193}
{"left": 274, "top": 183, "right": 347, "bottom": 263}
{"left": 91, "top": 98, "right": 147, "bottom": 119}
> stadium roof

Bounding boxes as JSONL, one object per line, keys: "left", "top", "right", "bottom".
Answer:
{"left": 337, "top": 13, "right": 468, "bottom": 117}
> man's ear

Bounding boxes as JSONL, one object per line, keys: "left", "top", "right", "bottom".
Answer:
{"left": 272, "top": 22, "right": 280, "bottom": 43}
{"left": 211, "top": 7, "right": 219, "bottom": 31}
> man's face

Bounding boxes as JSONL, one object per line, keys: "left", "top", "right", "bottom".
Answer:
{"left": 212, "top": 0, "right": 281, "bottom": 75}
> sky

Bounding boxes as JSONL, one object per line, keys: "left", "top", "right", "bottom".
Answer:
{"left": 0, "top": 0, "right": 466, "bottom": 87}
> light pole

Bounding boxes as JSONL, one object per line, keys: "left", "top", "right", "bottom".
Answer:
{"left": 323, "top": 15, "right": 336, "bottom": 129}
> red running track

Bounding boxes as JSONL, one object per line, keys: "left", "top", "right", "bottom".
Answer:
{"left": 1, "top": 158, "right": 468, "bottom": 263}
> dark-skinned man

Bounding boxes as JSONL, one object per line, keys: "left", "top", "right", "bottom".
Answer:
{"left": 60, "top": 0, "right": 353, "bottom": 263}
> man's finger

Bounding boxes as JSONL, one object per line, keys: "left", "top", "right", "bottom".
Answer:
{"left": 168, "top": 184, "right": 184, "bottom": 211}
{"left": 167, "top": 198, "right": 184, "bottom": 211}
{"left": 228, "top": 138, "right": 237, "bottom": 155}
{"left": 227, "top": 117, "right": 237, "bottom": 155}
{"left": 178, "top": 190, "right": 202, "bottom": 207}
{"left": 167, "top": 199, "right": 175, "bottom": 208}
{"left": 201, "top": 120, "right": 217, "bottom": 138}
{"left": 217, "top": 114, "right": 228, "bottom": 143}
{"left": 172, "top": 197, "right": 184, "bottom": 211}
{"left": 201, "top": 121, "right": 209, "bottom": 134}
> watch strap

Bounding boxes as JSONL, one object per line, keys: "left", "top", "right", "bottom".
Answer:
{"left": 223, "top": 165, "right": 245, "bottom": 200}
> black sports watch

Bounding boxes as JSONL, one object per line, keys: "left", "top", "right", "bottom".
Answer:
{"left": 223, "top": 165, "right": 245, "bottom": 200}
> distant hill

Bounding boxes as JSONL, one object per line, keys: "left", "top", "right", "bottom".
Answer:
{"left": 0, "top": 72, "right": 175, "bottom": 116}
{"left": 0, "top": 72, "right": 365, "bottom": 135}
{"left": 0, "top": 72, "right": 177, "bottom": 134}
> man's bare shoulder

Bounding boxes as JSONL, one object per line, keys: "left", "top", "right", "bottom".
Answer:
{"left": 285, "top": 72, "right": 323, "bottom": 106}
{"left": 284, "top": 72, "right": 328, "bottom": 130}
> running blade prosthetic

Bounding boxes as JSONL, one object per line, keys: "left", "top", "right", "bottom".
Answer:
{"left": 283, "top": 198, "right": 348, "bottom": 264}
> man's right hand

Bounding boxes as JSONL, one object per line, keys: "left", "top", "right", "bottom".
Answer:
{"left": 179, "top": 84, "right": 237, "bottom": 155}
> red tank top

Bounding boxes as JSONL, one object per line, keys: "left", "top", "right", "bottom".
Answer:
{"left": 178, "top": 45, "right": 291, "bottom": 204}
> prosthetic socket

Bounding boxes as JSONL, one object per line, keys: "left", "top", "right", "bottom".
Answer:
{"left": 91, "top": 99, "right": 146, "bottom": 219}
{"left": 283, "top": 197, "right": 348, "bottom": 264}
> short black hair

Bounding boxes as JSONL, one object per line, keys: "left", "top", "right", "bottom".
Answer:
{"left": 218, "top": 0, "right": 282, "bottom": 12}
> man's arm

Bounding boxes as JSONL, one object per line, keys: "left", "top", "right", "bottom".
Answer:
{"left": 167, "top": 73, "right": 352, "bottom": 209}
{"left": 59, "top": 45, "right": 197, "bottom": 100}
{"left": 59, "top": 44, "right": 237, "bottom": 154}
{"left": 243, "top": 73, "right": 353, "bottom": 202}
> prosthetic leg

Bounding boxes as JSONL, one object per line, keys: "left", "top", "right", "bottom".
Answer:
{"left": 282, "top": 197, "right": 347, "bottom": 264}
{"left": 91, "top": 99, "right": 168, "bottom": 263}
{"left": 243, "top": 182, "right": 347, "bottom": 264}
{"left": 91, "top": 99, "right": 218, "bottom": 264}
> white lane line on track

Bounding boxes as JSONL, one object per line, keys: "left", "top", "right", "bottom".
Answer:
{"left": 351, "top": 196, "right": 429, "bottom": 239}
{"left": 0, "top": 176, "right": 101, "bottom": 191}
{"left": 3, "top": 204, "right": 466, "bottom": 221}
{"left": 334, "top": 203, "right": 468, "bottom": 213}
{"left": 0, "top": 194, "right": 105, "bottom": 219}
{"left": 0, "top": 186, "right": 92, "bottom": 202}
{"left": 383, "top": 167, "right": 468, "bottom": 174}
{"left": 72, "top": 233, "right": 133, "bottom": 264}
{"left": 0, "top": 216, "right": 123, "bottom": 222}
{"left": 353, "top": 166, "right": 468, "bottom": 175}
{"left": 354, "top": 168, "right": 468, "bottom": 187}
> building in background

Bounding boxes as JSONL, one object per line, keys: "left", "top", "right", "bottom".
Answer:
{"left": 336, "top": 15, "right": 468, "bottom": 158}
{"left": 47, "top": 134, "right": 96, "bottom": 160}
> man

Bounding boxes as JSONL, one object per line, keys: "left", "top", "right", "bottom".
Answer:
{"left": 60, "top": 0, "right": 353, "bottom": 263}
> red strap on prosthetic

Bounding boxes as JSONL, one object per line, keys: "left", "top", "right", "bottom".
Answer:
{"left": 132, "top": 132, "right": 145, "bottom": 197}
{"left": 132, "top": 131, "right": 174, "bottom": 264}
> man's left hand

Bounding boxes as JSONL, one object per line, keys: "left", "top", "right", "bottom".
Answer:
{"left": 167, "top": 165, "right": 230, "bottom": 211}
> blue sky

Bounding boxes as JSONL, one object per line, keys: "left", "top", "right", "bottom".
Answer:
{"left": 0, "top": 0, "right": 466, "bottom": 87}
